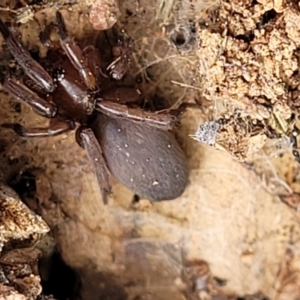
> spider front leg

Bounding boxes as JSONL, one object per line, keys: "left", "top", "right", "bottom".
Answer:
{"left": 106, "top": 36, "right": 134, "bottom": 80}
{"left": 2, "top": 118, "right": 75, "bottom": 137}
{"left": 40, "top": 23, "right": 103, "bottom": 83}
{"left": 100, "top": 87, "right": 141, "bottom": 104}
{"left": 98, "top": 90, "right": 201, "bottom": 130}
{"left": 96, "top": 88, "right": 179, "bottom": 130}
{"left": 55, "top": 11, "right": 97, "bottom": 91}
{"left": 3, "top": 77, "right": 57, "bottom": 118}
{"left": 76, "top": 127, "right": 111, "bottom": 204}
{"left": 0, "top": 18, "right": 55, "bottom": 93}
{"left": 82, "top": 45, "right": 107, "bottom": 80}
{"left": 96, "top": 100, "right": 178, "bottom": 130}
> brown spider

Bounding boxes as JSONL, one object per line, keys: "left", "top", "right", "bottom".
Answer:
{"left": 0, "top": 11, "right": 189, "bottom": 203}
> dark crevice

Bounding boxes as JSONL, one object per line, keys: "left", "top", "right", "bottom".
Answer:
{"left": 79, "top": 269, "right": 128, "bottom": 300}
{"left": 258, "top": 9, "right": 277, "bottom": 28}
{"left": 232, "top": 9, "right": 278, "bottom": 43}
{"left": 132, "top": 194, "right": 140, "bottom": 204}
{"left": 39, "top": 252, "right": 79, "bottom": 300}
{"left": 8, "top": 168, "right": 37, "bottom": 201}
{"left": 171, "top": 31, "right": 187, "bottom": 47}
{"left": 170, "top": 23, "right": 197, "bottom": 50}
{"left": 9, "top": 101, "right": 21, "bottom": 113}
{"left": 235, "top": 31, "right": 255, "bottom": 43}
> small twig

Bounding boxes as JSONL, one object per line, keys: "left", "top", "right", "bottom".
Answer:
{"left": 170, "top": 80, "right": 201, "bottom": 91}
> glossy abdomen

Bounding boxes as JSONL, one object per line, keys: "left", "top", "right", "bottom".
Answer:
{"left": 92, "top": 116, "right": 189, "bottom": 201}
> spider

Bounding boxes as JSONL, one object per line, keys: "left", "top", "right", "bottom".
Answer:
{"left": 0, "top": 11, "right": 189, "bottom": 204}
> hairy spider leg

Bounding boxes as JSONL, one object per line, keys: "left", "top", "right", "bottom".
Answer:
{"left": 100, "top": 87, "right": 141, "bottom": 104}
{"left": 96, "top": 85, "right": 179, "bottom": 130}
{"left": 0, "top": 18, "right": 76, "bottom": 137}
{"left": 98, "top": 92, "right": 201, "bottom": 130}
{"left": 2, "top": 118, "right": 75, "bottom": 137}
{"left": 40, "top": 21, "right": 105, "bottom": 85}
{"left": 0, "top": 18, "right": 55, "bottom": 93}
{"left": 56, "top": 11, "right": 97, "bottom": 92}
{"left": 96, "top": 100, "right": 178, "bottom": 130}
{"left": 107, "top": 36, "right": 134, "bottom": 80}
{"left": 77, "top": 127, "right": 111, "bottom": 204}
{"left": 3, "top": 77, "right": 57, "bottom": 117}
{"left": 40, "top": 25, "right": 105, "bottom": 88}
{"left": 82, "top": 45, "right": 108, "bottom": 81}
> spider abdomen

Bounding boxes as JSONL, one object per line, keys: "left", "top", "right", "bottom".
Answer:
{"left": 93, "top": 115, "right": 189, "bottom": 201}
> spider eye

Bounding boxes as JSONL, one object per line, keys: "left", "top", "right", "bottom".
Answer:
{"left": 53, "top": 67, "right": 65, "bottom": 82}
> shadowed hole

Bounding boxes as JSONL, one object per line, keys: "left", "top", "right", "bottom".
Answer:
{"left": 40, "top": 252, "right": 78, "bottom": 300}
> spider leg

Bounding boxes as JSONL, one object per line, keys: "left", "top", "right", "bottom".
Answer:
{"left": 107, "top": 36, "right": 134, "bottom": 80}
{"left": 95, "top": 101, "right": 178, "bottom": 130}
{"left": 97, "top": 93, "right": 200, "bottom": 130}
{"left": 55, "top": 11, "right": 97, "bottom": 91}
{"left": 82, "top": 45, "right": 107, "bottom": 80}
{"left": 3, "top": 77, "right": 57, "bottom": 118}
{"left": 100, "top": 87, "right": 141, "bottom": 104}
{"left": 2, "top": 118, "right": 74, "bottom": 137}
{"left": 0, "top": 18, "right": 55, "bottom": 93}
{"left": 76, "top": 127, "right": 111, "bottom": 204}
